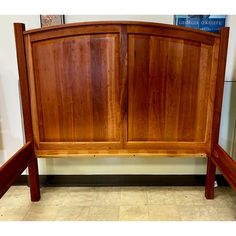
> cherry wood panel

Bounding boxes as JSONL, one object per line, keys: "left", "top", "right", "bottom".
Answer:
{"left": 21, "top": 22, "right": 223, "bottom": 157}
{"left": 128, "top": 34, "right": 217, "bottom": 145}
{"left": 28, "top": 34, "right": 121, "bottom": 144}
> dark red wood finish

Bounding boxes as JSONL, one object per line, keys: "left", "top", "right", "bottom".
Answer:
{"left": 212, "top": 145, "right": 236, "bottom": 190}
{"left": 0, "top": 142, "right": 34, "bottom": 198}
{"left": 205, "top": 157, "right": 216, "bottom": 199}
{"left": 12, "top": 23, "right": 40, "bottom": 201}
{"left": 28, "top": 157, "right": 40, "bottom": 201}
{"left": 205, "top": 28, "right": 231, "bottom": 199}
{"left": 22, "top": 22, "right": 220, "bottom": 157}
{"left": 211, "top": 28, "right": 230, "bottom": 148}
{"left": 14, "top": 23, "right": 34, "bottom": 142}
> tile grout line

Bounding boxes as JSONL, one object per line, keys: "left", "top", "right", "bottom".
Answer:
{"left": 144, "top": 188, "right": 151, "bottom": 221}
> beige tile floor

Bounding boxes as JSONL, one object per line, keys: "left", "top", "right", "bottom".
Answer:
{"left": 0, "top": 186, "right": 235, "bottom": 221}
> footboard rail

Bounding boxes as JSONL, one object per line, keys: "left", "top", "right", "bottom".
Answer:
{"left": 0, "top": 141, "right": 40, "bottom": 201}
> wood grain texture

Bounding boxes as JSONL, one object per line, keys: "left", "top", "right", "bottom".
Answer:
{"left": 14, "top": 23, "right": 34, "bottom": 142}
{"left": 14, "top": 23, "right": 41, "bottom": 201}
{"left": 21, "top": 22, "right": 227, "bottom": 157}
{"left": 24, "top": 21, "right": 219, "bottom": 44}
{"left": 127, "top": 25, "right": 217, "bottom": 45}
{"left": 120, "top": 25, "right": 128, "bottom": 148}
{"left": 29, "top": 25, "right": 122, "bottom": 42}
{"left": 205, "top": 28, "right": 233, "bottom": 197}
{"left": 31, "top": 34, "right": 121, "bottom": 143}
{"left": 36, "top": 152, "right": 206, "bottom": 158}
{"left": 128, "top": 34, "right": 215, "bottom": 144}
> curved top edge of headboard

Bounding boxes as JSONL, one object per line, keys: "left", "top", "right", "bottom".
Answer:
{"left": 22, "top": 20, "right": 222, "bottom": 37}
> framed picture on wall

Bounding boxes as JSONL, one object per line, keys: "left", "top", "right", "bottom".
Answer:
{"left": 174, "top": 15, "right": 227, "bottom": 33}
{"left": 40, "top": 15, "right": 65, "bottom": 28}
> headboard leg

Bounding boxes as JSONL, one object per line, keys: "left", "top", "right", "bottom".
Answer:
{"left": 205, "top": 157, "right": 216, "bottom": 199}
{"left": 28, "top": 157, "right": 40, "bottom": 202}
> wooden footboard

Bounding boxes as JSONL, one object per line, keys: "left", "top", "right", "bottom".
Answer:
{"left": 0, "top": 141, "right": 40, "bottom": 201}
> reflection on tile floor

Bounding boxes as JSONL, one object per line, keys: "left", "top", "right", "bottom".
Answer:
{"left": 0, "top": 186, "right": 235, "bottom": 221}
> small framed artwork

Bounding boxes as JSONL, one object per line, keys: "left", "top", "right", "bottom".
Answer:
{"left": 174, "top": 15, "right": 227, "bottom": 33}
{"left": 40, "top": 15, "right": 65, "bottom": 28}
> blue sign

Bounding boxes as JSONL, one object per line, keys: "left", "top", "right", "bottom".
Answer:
{"left": 174, "top": 15, "right": 226, "bottom": 33}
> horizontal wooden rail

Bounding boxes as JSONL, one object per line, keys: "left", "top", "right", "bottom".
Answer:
{"left": 0, "top": 141, "right": 34, "bottom": 198}
{"left": 212, "top": 145, "right": 236, "bottom": 191}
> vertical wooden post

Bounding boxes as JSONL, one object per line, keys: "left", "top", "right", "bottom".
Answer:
{"left": 206, "top": 27, "right": 229, "bottom": 199}
{"left": 205, "top": 157, "right": 216, "bottom": 199}
{"left": 120, "top": 25, "right": 128, "bottom": 149}
{"left": 14, "top": 23, "right": 40, "bottom": 201}
{"left": 28, "top": 156, "right": 40, "bottom": 201}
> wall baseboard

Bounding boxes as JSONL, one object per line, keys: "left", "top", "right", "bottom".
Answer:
{"left": 14, "top": 174, "right": 229, "bottom": 187}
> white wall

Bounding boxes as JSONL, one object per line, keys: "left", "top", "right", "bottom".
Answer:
{"left": 224, "top": 16, "right": 236, "bottom": 82}
{"left": 65, "top": 15, "right": 173, "bottom": 24}
{"left": 0, "top": 15, "right": 235, "bottom": 174}
{"left": 0, "top": 15, "right": 40, "bottom": 166}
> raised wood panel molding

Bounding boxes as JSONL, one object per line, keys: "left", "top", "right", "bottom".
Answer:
{"left": 31, "top": 34, "right": 120, "bottom": 143}
{"left": 127, "top": 35, "right": 216, "bottom": 143}
{"left": 21, "top": 22, "right": 225, "bottom": 157}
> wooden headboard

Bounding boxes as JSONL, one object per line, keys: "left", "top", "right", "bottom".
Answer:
{"left": 20, "top": 21, "right": 223, "bottom": 158}
{"left": 1, "top": 21, "right": 235, "bottom": 202}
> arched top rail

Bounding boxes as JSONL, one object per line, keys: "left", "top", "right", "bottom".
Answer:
{"left": 23, "top": 21, "right": 219, "bottom": 37}
{"left": 20, "top": 21, "right": 224, "bottom": 45}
